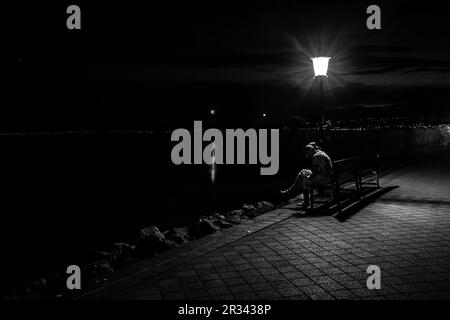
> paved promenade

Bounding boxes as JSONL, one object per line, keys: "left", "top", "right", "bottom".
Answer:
{"left": 80, "top": 153, "right": 450, "bottom": 300}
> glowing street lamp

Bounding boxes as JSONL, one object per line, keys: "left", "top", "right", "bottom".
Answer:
{"left": 311, "top": 57, "right": 330, "bottom": 77}
{"left": 311, "top": 57, "right": 330, "bottom": 138}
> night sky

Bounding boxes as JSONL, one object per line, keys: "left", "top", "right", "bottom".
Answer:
{"left": 1, "top": 1, "right": 450, "bottom": 130}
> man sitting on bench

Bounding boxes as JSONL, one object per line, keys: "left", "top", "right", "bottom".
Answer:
{"left": 281, "top": 142, "right": 333, "bottom": 209}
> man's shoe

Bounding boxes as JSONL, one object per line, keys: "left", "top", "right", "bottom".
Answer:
{"left": 296, "top": 201, "right": 309, "bottom": 210}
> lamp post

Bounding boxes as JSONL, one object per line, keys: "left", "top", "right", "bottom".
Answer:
{"left": 208, "top": 108, "right": 217, "bottom": 184}
{"left": 311, "top": 57, "right": 330, "bottom": 138}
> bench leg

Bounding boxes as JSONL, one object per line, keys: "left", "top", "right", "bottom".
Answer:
{"left": 333, "top": 186, "right": 341, "bottom": 213}
{"left": 309, "top": 187, "right": 314, "bottom": 209}
{"left": 333, "top": 187, "right": 339, "bottom": 201}
{"left": 376, "top": 170, "right": 380, "bottom": 188}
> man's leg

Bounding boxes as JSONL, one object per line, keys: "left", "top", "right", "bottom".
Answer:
{"left": 281, "top": 171, "right": 305, "bottom": 195}
{"left": 301, "top": 176, "right": 311, "bottom": 208}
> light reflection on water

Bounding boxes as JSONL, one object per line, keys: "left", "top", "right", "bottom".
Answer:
{"left": 209, "top": 146, "right": 217, "bottom": 184}
{"left": 210, "top": 162, "right": 216, "bottom": 184}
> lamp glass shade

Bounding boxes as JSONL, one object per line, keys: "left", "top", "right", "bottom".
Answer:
{"left": 311, "top": 57, "right": 330, "bottom": 77}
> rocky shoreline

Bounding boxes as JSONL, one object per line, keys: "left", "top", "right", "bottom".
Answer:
{"left": 6, "top": 200, "right": 276, "bottom": 300}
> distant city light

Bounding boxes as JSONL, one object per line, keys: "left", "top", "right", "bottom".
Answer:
{"left": 210, "top": 109, "right": 215, "bottom": 115}
{"left": 262, "top": 113, "right": 267, "bottom": 117}
{"left": 311, "top": 57, "right": 331, "bottom": 77}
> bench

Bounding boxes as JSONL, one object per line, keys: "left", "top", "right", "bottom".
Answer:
{"left": 357, "top": 154, "right": 380, "bottom": 190}
{"left": 309, "top": 154, "right": 380, "bottom": 209}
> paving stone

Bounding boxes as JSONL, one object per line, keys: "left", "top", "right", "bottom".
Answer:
{"left": 206, "top": 286, "right": 232, "bottom": 296}
{"left": 185, "top": 289, "right": 209, "bottom": 299}
{"left": 250, "top": 282, "right": 274, "bottom": 292}
{"left": 220, "top": 274, "right": 246, "bottom": 285}
{"left": 159, "top": 283, "right": 183, "bottom": 294}
{"left": 211, "top": 294, "right": 235, "bottom": 300}
{"left": 203, "top": 279, "right": 226, "bottom": 288}
{"left": 244, "top": 275, "right": 267, "bottom": 284}
{"left": 180, "top": 281, "right": 204, "bottom": 291}
{"left": 162, "top": 291, "right": 186, "bottom": 300}
{"left": 308, "top": 292, "right": 335, "bottom": 300}
{"left": 233, "top": 292, "right": 259, "bottom": 300}
{"left": 277, "top": 286, "right": 305, "bottom": 297}
{"left": 331, "top": 290, "right": 359, "bottom": 299}
{"left": 256, "top": 290, "right": 283, "bottom": 300}
{"left": 228, "top": 284, "right": 254, "bottom": 294}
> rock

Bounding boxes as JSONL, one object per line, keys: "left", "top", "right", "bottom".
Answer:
{"left": 242, "top": 203, "right": 256, "bottom": 213}
{"left": 136, "top": 226, "right": 176, "bottom": 254}
{"left": 166, "top": 227, "right": 190, "bottom": 244}
{"left": 245, "top": 201, "right": 275, "bottom": 218}
{"left": 226, "top": 212, "right": 249, "bottom": 224}
{"left": 226, "top": 209, "right": 245, "bottom": 217}
{"left": 97, "top": 243, "right": 136, "bottom": 266}
{"left": 88, "top": 259, "right": 114, "bottom": 276}
{"left": 213, "top": 212, "right": 226, "bottom": 220}
{"left": 113, "top": 243, "right": 136, "bottom": 261}
{"left": 115, "top": 242, "right": 136, "bottom": 251}
{"left": 189, "top": 217, "right": 221, "bottom": 239}
{"left": 214, "top": 219, "right": 233, "bottom": 228}
{"left": 139, "top": 226, "right": 165, "bottom": 242}
{"left": 224, "top": 209, "right": 247, "bottom": 224}
{"left": 256, "top": 201, "right": 274, "bottom": 210}
{"left": 208, "top": 214, "right": 232, "bottom": 229}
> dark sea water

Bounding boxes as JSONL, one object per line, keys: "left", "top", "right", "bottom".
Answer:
{"left": 0, "top": 127, "right": 447, "bottom": 292}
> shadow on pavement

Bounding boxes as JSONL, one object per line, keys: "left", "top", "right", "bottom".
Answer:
{"left": 333, "top": 186, "right": 399, "bottom": 222}
{"left": 289, "top": 186, "right": 399, "bottom": 221}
